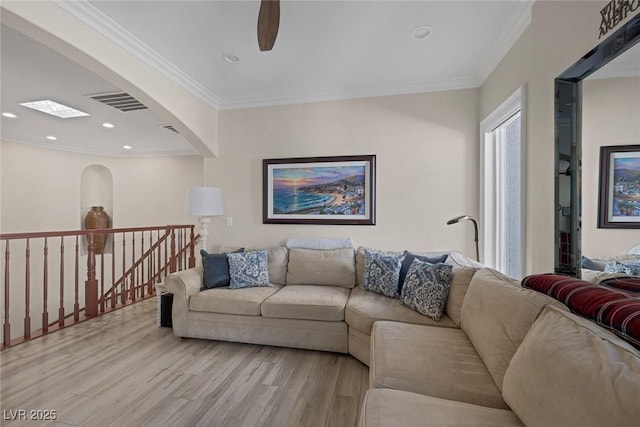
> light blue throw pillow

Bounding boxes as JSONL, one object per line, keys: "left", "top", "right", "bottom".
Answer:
{"left": 400, "top": 259, "right": 454, "bottom": 321}
{"left": 228, "top": 250, "right": 271, "bottom": 289}
{"left": 361, "top": 249, "right": 405, "bottom": 298}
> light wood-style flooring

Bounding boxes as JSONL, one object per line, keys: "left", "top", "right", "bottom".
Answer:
{"left": 0, "top": 299, "right": 369, "bottom": 427}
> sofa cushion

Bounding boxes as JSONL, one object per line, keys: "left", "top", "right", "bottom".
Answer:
{"left": 201, "top": 248, "right": 244, "bottom": 289}
{"left": 398, "top": 251, "right": 448, "bottom": 292}
{"left": 370, "top": 321, "right": 508, "bottom": 409}
{"left": 460, "top": 268, "right": 564, "bottom": 390}
{"left": 522, "top": 273, "right": 640, "bottom": 349}
{"left": 265, "top": 246, "right": 288, "bottom": 285}
{"left": 444, "top": 266, "right": 477, "bottom": 326}
{"left": 346, "top": 287, "right": 457, "bottom": 335}
{"left": 286, "top": 248, "right": 355, "bottom": 288}
{"left": 399, "top": 260, "right": 453, "bottom": 321}
{"left": 359, "top": 389, "right": 523, "bottom": 427}
{"left": 228, "top": 250, "right": 271, "bottom": 289}
{"left": 360, "top": 249, "right": 405, "bottom": 298}
{"left": 190, "top": 284, "right": 282, "bottom": 316}
{"left": 502, "top": 305, "right": 640, "bottom": 427}
{"left": 261, "top": 285, "right": 350, "bottom": 321}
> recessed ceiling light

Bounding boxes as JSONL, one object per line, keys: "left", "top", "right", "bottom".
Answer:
{"left": 123, "top": 145, "right": 132, "bottom": 150}
{"left": 20, "top": 100, "right": 90, "bottom": 118}
{"left": 2, "top": 112, "right": 17, "bottom": 118}
{"left": 102, "top": 122, "right": 115, "bottom": 128}
{"left": 46, "top": 135, "right": 57, "bottom": 141}
{"left": 223, "top": 53, "right": 240, "bottom": 64}
{"left": 410, "top": 25, "right": 433, "bottom": 40}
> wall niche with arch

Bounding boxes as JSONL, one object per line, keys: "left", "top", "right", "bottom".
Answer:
{"left": 80, "top": 165, "right": 114, "bottom": 254}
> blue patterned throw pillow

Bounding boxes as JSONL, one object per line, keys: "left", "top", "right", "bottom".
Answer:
{"left": 400, "top": 259, "right": 454, "bottom": 321}
{"left": 604, "top": 261, "right": 640, "bottom": 276}
{"left": 398, "top": 251, "right": 448, "bottom": 292}
{"left": 361, "top": 249, "right": 405, "bottom": 298}
{"left": 227, "top": 250, "right": 271, "bottom": 289}
{"left": 201, "top": 248, "right": 244, "bottom": 290}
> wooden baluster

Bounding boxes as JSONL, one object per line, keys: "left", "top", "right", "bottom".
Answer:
{"left": 141, "top": 231, "right": 145, "bottom": 298}
{"left": 131, "top": 232, "right": 136, "bottom": 302}
{"left": 100, "top": 241, "right": 105, "bottom": 313}
{"left": 85, "top": 234, "right": 98, "bottom": 317}
{"left": 170, "top": 228, "right": 177, "bottom": 273}
{"left": 121, "top": 234, "right": 126, "bottom": 305}
{"left": 42, "top": 237, "right": 49, "bottom": 333}
{"left": 74, "top": 236, "right": 79, "bottom": 321}
{"left": 4, "top": 241, "right": 11, "bottom": 347}
{"left": 147, "top": 231, "right": 153, "bottom": 294}
{"left": 158, "top": 230, "right": 163, "bottom": 281}
{"left": 58, "top": 237, "right": 65, "bottom": 327}
{"left": 188, "top": 225, "right": 196, "bottom": 268}
{"left": 177, "top": 229, "right": 183, "bottom": 271}
{"left": 164, "top": 230, "right": 168, "bottom": 277}
{"left": 111, "top": 234, "right": 116, "bottom": 309}
{"left": 24, "top": 240, "right": 31, "bottom": 339}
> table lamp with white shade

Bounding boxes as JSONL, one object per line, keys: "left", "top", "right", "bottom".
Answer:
{"left": 185, "top": 186, "right": 224, "bottom": 252}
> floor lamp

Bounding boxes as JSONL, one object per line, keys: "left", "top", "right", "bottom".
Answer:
{"left": 447, "top": 215, "right": 480, "bottom": 262}
{"left": 185, "top": 187, "right": 224, "bottom": 253}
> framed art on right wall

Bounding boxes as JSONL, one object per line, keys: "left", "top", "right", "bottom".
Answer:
{"left": 598, "top": 144, "right": 640, "bottom": 229}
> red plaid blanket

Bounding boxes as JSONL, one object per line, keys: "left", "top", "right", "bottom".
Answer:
{"left": 522, "top": 274, "right": 640, "bottom": 350}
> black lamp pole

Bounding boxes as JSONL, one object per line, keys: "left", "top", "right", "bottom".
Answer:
{"left": 447, "top": 215, "right": 479, "bottom": 262}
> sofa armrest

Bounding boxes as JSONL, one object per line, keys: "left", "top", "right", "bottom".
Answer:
{"left": 163, "top": 267, "right": 202, "bottom": 336}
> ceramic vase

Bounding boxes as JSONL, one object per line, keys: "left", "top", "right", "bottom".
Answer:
{"left": 84, "top": 206, "right": 110, "bottom": 254}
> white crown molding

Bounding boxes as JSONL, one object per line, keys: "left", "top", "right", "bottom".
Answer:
{"left": 2, "top": 136, "right": 199, "bottom": 158}
{"left": 218, "top": 76, "right": 481, "bottom": 110}
{"left": 52, "top": 0, "right": 531, "bottom": 112}
{"left": 52, "top": 0, "right": 222, "bottom": 109}
{"left": 475, "top": 1, "right": 533, "bottom": 85}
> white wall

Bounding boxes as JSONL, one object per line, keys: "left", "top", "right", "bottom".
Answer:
{"left": 480, "top": 1, "right": 638, "bottom": 274}
{"left": 207, "top": 90, "right": 480, "bottom": 255}
{"left": 1, "top": 139, "right": 204, "bottom": 231}
{"left": 582, "top": 77, "right": 640, "bottom": 258}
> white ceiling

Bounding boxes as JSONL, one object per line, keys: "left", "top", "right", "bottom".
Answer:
{"left": 3, "top": 1, "right": 537, "bottom": 156}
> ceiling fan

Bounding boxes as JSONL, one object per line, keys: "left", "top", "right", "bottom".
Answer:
{"left": 257, "top": 0, "right": 280, "bottom": 51}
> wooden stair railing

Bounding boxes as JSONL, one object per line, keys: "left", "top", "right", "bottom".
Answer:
{"left": 1, "top": 225, "right": 196, "bottom": 349}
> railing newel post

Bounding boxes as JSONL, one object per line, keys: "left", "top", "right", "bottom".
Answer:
{"left": 188, "top": 225, "right": 196, "bottom": 268}
{"left": 85, "top": 234, "right": 98, "bottom": 317}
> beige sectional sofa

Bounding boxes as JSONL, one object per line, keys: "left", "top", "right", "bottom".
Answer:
{"left": 361, "top": 268, "right": 640, "bottom": 427}
{"left": 163, "top": 245, "right": 640, "bottom": 426}
{"left": 164, "top": 246, "right": 479, "bottom": 361}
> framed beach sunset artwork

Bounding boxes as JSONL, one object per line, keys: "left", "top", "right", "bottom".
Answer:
{"left": 598, "top": 145, "right": 640, "bottom": 229}
{"left": 263, "top": 155, "right": 376, "bottom": 225}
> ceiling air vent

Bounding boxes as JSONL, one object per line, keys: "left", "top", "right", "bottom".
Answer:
{"left": 161, "top": 124, "right": 180, "bottom": 134}
{"left": 87, "top": 91, "right": 147, "bottom": 112}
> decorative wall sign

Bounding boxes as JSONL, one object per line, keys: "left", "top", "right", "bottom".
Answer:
{"left": 598, "top": 145, "right": 640, "bottom": 228}
{"left": 598, "top": 0, "right": 639, "bottom": 39}
{"left": 263, "top": 155, "right": 376, "bottom": 225}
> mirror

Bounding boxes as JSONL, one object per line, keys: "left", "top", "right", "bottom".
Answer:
{"left": 554, "top": 13, "right": 640, "bottom": 276}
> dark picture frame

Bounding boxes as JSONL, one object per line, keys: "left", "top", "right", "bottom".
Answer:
{"left": 598, "top": 145, "right": 640, "bottom": 229}
{"left": 263, "top": 155, "right": 376, "bottom": 225}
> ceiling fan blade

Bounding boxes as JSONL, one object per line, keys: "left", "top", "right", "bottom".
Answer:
{"left": 257, "top": 0, "right": 280, "bottom": 51}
